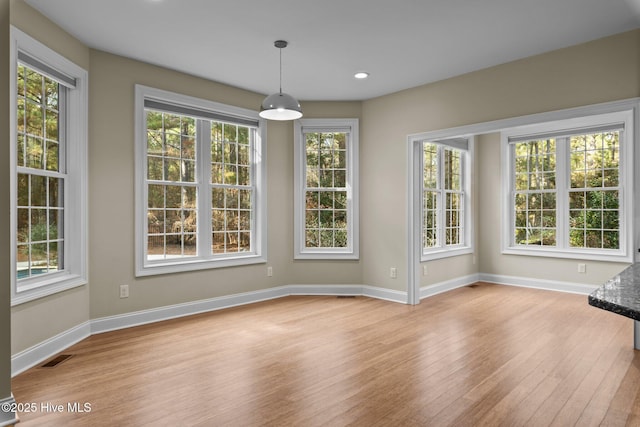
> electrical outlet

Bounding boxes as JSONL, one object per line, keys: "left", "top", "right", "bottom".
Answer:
{"left": 423, "top": 265, "right": 428, "bottom": 276}
{"left": 578, "top": 263, "right": 586, "bottom": 274}
{"left": 267, "top": 266, "right": 273, "bottom": 277}
{"left": 390, "top": 267, "right": 397, "bottom": 279}
{"left": 119, "top": 284, "right": 129, "bottom": 298}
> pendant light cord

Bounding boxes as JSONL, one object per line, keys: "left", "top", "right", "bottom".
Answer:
{"left": 279, "top": 46, "right": 283, "bottom": 94}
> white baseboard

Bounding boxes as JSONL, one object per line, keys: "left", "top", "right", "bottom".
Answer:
{"left": 288, "top": 284, "right": 408, "bottom": 304}
{"left": 11, "top": 321, "right": 91, "bottom": 377}
{"left": 362, "top": 285, "right": 408, "bottom": 303}
{"left": 0, "top": 395, "right": 18, "bottom": 427}
{"left": 287, "top": 284, "right": 363, "bottom": 297}
{"left": 420, "top": 273, "right": 481, "bottom": 300}
{"left": 479, "top": 273, "right": 598, "bottom": 295}
{"left": 91, "top": 286, "right": 290, "bottom": 335}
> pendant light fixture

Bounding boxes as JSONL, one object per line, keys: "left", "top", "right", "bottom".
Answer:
{"left": 259, "top": 40, "right": 303, "bottom": 121}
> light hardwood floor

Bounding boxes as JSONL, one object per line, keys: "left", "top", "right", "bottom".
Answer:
{"left": 11, "top": 283, "right": 640, "bottom": 426}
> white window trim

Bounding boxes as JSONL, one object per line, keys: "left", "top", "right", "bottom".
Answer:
{"left": 501, "top": 109, "right": 635, "bottom": 262}
{"left": 416, "top": 138, "right": 474, "bottom": 261}
{"left": 293, "top": 118, "right": 359, "bottom": 260}
{"left": 10, "top": 26, "right": 89, "bottom": 306}
{"left": 134, "top": 85, "right": 267, "bottom": 276}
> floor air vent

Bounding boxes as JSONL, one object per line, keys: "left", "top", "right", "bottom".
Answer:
{"left": 468, "top": 284, "right": 479, "bottom": 288}
{"left": 337, "top": 295, "right": 356, "bottom": 298}
{"left": 41, "top": 354, "right": 73, "bottom": 368}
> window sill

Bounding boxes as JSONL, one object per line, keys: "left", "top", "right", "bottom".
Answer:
{"left": 502, "top": 246, "right": 633, "bottom": 263}
{"left": 137, "top": 254, "right": 267, "bottom": 277}
{"left": 421, "top": 246, "right": 473, "bottom": 262}
{"left": 12, "top": 273, "right": 87, "bottom": 306}
{"left": 294, "top": 250, "right": 359, "bottom": 260}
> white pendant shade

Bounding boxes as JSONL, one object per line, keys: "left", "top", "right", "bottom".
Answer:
{"left": 259, "top": 92, "right": 303, "bottom": 120}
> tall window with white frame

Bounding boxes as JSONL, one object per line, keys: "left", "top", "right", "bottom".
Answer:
{"left": 503, "top": 109, "right": 633, "bottom": 262}
{"left": 421, "top": 140, "right": 470, "bottom": 258}
{"left": 294, "top": 119, "right": 359, "bottom": 259}
{"left": 11, "top": 27, "right": 88, "bottom": 305}
{"left": 16, "top": 64, "right": 65, "bottom": 280}
{"left": 136, "top": 86, "right": 266, "bottom": 276}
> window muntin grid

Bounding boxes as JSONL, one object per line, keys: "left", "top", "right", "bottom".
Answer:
{"left": 211, "top": 122, "right": 253, "bottom": 254}
{"left": 144, "top": 109, "right": 257, "bottom": 261}
{"left": 511, "top": 130, "right": 621, "bottom": 251}
{"left": 513, "top": 139, "right": 557, "bottom": 246}
{"left": 146, "top": 111, "right": 198, "bottom": 259}
{"left": 423, "top": 143, "right": 438, "bottom": 248}
{"left": 568, "top": 131, "right": 620, "bottom": 249}
{"left": 303, "top": 131, "right": 349, "bottom": 249}
{"left": 422, "top": 143, "right": 466, "bottom": 251}
{"left": 16, "top": 64, "right": 65, "bottom": 280}
{"left": 444, "top": 149, "right": 463, "bottom": 245}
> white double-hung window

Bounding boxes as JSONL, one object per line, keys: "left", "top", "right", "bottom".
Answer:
{"left": 420, "top": 138, "right": 473, "bottom": 260}
{"left": 502, "top": 109, "right": 634, "bottom": 262}
{"left": 135, "top": 86, "right": 266, "bottom": 276}
{"left": 10, "top": 27, "right": 88, "bottom": 305}
{"left": 294, "top": 119, "right": 359, "bottom": 259}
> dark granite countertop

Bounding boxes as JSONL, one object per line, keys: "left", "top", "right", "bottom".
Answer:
{"left": 589, "top": 264, "right": 640, "bottom": 321}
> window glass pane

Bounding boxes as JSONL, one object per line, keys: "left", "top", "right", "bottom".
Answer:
{"left": 423, "top": 141, "right": 467, "bottom": 251}
{"left": 146, "top": 183, "right": 198, "bottom": 260}
{"left": 512, "top": 140, "right": 557, "bottom": 248}
{"left": 444, "top": 149, "right": 461, "bottom": 191}
{"left": 305, "top": 230, "right": 318, "bottom": 248}
{"left": 513, "top": 128, "right": 621, "bottom": 252}
{"left": 568, "top": 131, "right": 620, "bottom": 250}
{"left": 145, "top": 111, "right": 197, "bottom": 184}
{"left": 302, "top": 131, "right": 350, "bottom": 250}
{"left": 207, "top": 120, "right": 255, "bottom": 256}
{"left": 423, "top": 143, "right": 438, "bottom": 189}
{"left": 16, "top": 65, "right": 65, "bottom": 281}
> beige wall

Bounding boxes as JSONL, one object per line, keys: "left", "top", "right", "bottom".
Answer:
{"left": 361, "top": 29, "right": 640, "bottom": 291}
{"left": 88, "top": 50, "right": 363, "bottom": 319}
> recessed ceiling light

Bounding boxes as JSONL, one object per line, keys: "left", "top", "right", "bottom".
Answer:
{"left": 354, "top": 72, "right": 369, "bottom": 79}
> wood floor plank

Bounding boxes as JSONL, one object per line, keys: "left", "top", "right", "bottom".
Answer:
{"left": 11, "top": 283, "right": 639, "bottom": 426}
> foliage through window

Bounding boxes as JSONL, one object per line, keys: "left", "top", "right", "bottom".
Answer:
{"left": 136, "top": 86, "right": 266, "bottom": 276}
{"left": 294, "top": 119, "right": 359, "bottom": 259}
{"left": 304, "top": 131, "right": 348, "bottom": 248}
{"left": 513, "top": 132, "right": 620, "bottom": 250}
{"left": 504, "top": 109, "right": 633, "bottom": 262}
{"left": 422, "top": 140, "right": 470, "bottom": 256}
{"left": 146, "top": 111, "right": 198, "bottom": 259}
{"left": 16, "top": 64, "right": 64, "bottom": 280}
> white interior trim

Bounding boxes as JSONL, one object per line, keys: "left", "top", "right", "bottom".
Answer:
{"left": 479, "top": 273, "right": 598, "bottom": 295}
{"left": 420, "top": 273, "right": 481, "bottom": 299}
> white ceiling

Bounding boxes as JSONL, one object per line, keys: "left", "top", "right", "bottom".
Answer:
{"left": 25, "top": 0, "right": 640, "bottom": 101}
